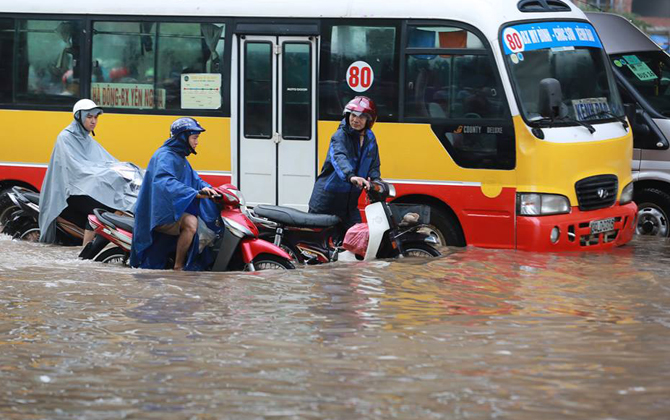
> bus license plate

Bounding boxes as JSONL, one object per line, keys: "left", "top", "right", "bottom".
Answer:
{"left": 590, "top": 217, "right": 615, "bottom": 234}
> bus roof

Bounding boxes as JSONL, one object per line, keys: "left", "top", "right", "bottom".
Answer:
{"left": 4, "top": 0, "right": 587, "bottom": 40}
{"left": 586, "top": 12, "right": 660, "bottom": 54}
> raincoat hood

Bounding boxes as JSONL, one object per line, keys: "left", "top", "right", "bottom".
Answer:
{"left": 163, "top": 134, "right": 194, "bottom": 157}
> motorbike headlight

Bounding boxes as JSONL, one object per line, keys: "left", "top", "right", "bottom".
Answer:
{"left": 517, "top": 193, "right": 571, "bottom": 216}
{"left": 234, "top": 190, "right": 247, "bottom": 207}
{"left": 620, "top": 182, "right": 634, "bottom": 205}
{"left": 387, "top": 183, "right": 396, "bottom": 198}
{"left": 223, "top": 217, "right": 254, "bottom": 238}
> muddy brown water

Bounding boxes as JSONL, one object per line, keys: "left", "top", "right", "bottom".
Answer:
{"left": 1, "top": 234, "right": 669, "bottom": 419}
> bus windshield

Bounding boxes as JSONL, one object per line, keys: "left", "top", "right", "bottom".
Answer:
{"left": 502, "top": 21, "right": 624, "bottom": 126}
{"left": 611, "top": 50, "right": 670, "bottom": 117}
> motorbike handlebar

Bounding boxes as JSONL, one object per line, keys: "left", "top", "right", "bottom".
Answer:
{"left": 197, "top": 190, "right": 223, "bottom": 200}
{"left": 368, "top": 182, "right": 383, "bottom": 193}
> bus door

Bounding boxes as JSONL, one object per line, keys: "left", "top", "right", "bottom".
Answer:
{"left": 237, "top": 35, "right": 317, "bottom": 210}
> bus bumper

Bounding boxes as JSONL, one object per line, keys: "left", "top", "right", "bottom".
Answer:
{"left": 516, "top": 202, "right": 637, "bottom": 251}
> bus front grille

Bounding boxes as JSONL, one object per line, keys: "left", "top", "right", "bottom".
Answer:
{"left": 575, "top": 175, "right": 618, "bottom": 211}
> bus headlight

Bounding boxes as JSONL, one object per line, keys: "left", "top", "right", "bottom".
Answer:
{"left": 620, "top": 182, "right": 634, "bottom": 205}
{"left": 517, "top": 193, "right": 571, "bottom": 216}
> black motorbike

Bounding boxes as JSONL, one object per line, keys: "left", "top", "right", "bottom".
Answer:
{"left": 1, "top": 186, "right": 83, "bottom": 244}
{"left": 251, "top": 180, "right": 441, "bottom": 264}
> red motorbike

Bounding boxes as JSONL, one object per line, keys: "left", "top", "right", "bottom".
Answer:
{"left": 81, "top": 184, "right": 295, "bottom": 271}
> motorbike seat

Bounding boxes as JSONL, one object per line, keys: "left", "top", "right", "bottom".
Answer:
{"left": 97, "top": 210, "right": 134, "bottom": 233}
{"left": 24, "top": 192, "right": 40, "bottom": 205}
{"left": 254, "top": 205, "right": 340, "bottom": 228}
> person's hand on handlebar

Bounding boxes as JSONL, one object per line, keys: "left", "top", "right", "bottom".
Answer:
{"left": 196, "top": 187, "right": 221, "bottom": 199}
{"left": 350, "top": 176, "right": 371, "bottom": 190}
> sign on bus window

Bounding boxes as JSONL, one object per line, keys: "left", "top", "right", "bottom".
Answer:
{"left": 181, "top": 74, "right": 222, "bottom": 109}
{"left": 501, "top": 21, "right": 602, "bottom": 56}
{"left": 91, "top": 82, "right": 166, "bottom": 109}
{"left": 347, "top": 61, "right": 374, "bottom": 93}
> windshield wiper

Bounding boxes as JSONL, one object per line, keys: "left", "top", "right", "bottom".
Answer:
{"left": 533, "top": 115, "right": 596, "bottom": 134}
{"left": 556, "top": 115, "right": 596, "bottom": 134}
{"left": 586, "top": 110, "right": 629, "bottom": 130}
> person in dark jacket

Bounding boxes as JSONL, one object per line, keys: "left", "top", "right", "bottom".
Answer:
{"left": 308, "top": 96, "right": 381, "bottom": 229}
{"left": 129, "top": 117, "right": 220, "bottom": 271}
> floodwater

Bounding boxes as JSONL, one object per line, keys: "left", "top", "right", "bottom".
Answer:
{"left": 1, "top": 234, "right": 669, "bottom": 420}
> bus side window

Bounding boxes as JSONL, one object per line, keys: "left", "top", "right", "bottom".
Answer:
{"left": 0, "top": 19, "right": 83, "bottom": 106}
{"left": 319, "top": 23, "right": 400, "bottom": 121}
{"left": 405, "top": 25, "right": 514, "bottom": 170}
{"left": 91, "top": 21, "right": 225, "bottom": 111}
{"left": 91, "top": 21, "right": 157, "bottom": 108}
{"left": 0, "top": 19, "right": 13, "bottom": 103}
{"left": 157, "top": 22, "right": 225, "bottom": 110}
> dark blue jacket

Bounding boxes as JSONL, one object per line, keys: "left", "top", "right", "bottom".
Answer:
{"left": 308, "top": 119, "right": 381, "bottom": 228}
{"left": 129, "top": 136, "right": 221, "bottom": 270}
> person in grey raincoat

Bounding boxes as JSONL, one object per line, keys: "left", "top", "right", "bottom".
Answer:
{"left": 38, "top": 99, "right": 141, "bottom": 245}
{"left": 308, "top": 96, "right": 381, "bottom": 230}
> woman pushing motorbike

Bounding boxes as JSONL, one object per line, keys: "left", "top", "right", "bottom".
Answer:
{"left": 308, "top": 96, "right": 381, "bottom": 231}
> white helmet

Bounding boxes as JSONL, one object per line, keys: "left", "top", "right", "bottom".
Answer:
{"left": 72, "top": 99, "right": 103, "bottom": 116}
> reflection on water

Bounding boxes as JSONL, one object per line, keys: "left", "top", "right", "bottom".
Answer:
{"left": 1, "top": 233, "right": 670, "bottom": 419}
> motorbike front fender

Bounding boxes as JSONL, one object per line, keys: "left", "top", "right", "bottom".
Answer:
{"left": 364, "top": 202, "right": 390, "bottom": 261}
{"left": 239, "top": 238, "right": 293, "bottom": 263}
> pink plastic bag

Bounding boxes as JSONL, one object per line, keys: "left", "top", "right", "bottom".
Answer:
{"left": 343, "top": 223, "right": 369, "bottom": 256}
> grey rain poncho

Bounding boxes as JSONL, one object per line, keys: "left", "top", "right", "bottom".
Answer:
{"left": 38, "top": 120, "right": 142, "bottom": 243}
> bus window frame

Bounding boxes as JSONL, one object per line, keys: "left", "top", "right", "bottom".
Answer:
{"left": 319, "top": 18, "right": 402, "bottom": 123}
{"left": 399, "top": 19, "right": 511, "bottom": 124}
{"left": 242, "top": 39, "right": 274, "bottom": 140}
{"left": 612, "top": 60, "right": 668, "bottom": 120}
{"left": 280, "top": 40, "right": 314, "bottom": 141}
{"left": 0, "top": 12, "right": 233, "bottom": 117}
{"left": 401, "top": 19, "right": 516, "bottom": 170}
{"left": 499, "top": 18, "right": 623, "bottom": 129}
{"left": 0, "top": 13, "right": 87, "bottom": 111}
{"left": 88, "top": 14, "right": 232, "bottom": 117}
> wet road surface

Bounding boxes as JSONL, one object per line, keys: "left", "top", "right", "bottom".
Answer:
{"left": 1, "top": 234, "right": 669, "bottom": 419}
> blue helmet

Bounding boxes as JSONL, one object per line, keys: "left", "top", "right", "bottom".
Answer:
{"left": 170, "top": 117, "right": 205, "bottom": 138}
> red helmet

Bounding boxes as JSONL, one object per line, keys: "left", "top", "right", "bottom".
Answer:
{"left": 343, "top": 96, "right": 377, "bottom": 128}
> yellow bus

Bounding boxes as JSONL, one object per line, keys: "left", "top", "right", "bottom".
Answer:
{"left": 0, "top": 0, "right": 636, "bottom": 251}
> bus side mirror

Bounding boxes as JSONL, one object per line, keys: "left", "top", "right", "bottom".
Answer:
{"left": 624, "top": 103, "right": 651, "bottom": 136}
{"left": 539, "top": 78, "right": 563, "bottom": 119}
{"left": 624, "top": 103, "right": 669, "bottom": 150}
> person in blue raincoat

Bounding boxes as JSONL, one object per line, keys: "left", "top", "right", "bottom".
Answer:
{"left": 308, "top": 96, "right": 381, "bottom": 229}
{"left": 129, "top": 117, "right": 220, "bottom": 271}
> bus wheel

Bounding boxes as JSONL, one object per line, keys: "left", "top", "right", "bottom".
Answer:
{"left": 635, "top": 188, "right": 670, "bottom": 237}
{"left": 422, "top": 208, "right": 465, "bottom": 247}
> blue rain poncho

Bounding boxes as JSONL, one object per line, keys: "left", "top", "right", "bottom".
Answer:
{"left": 129, "top": 136, "right": 221, "bottom": 270}
{"left": 39, "top": 120, "right": 142, "bottom": 243}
